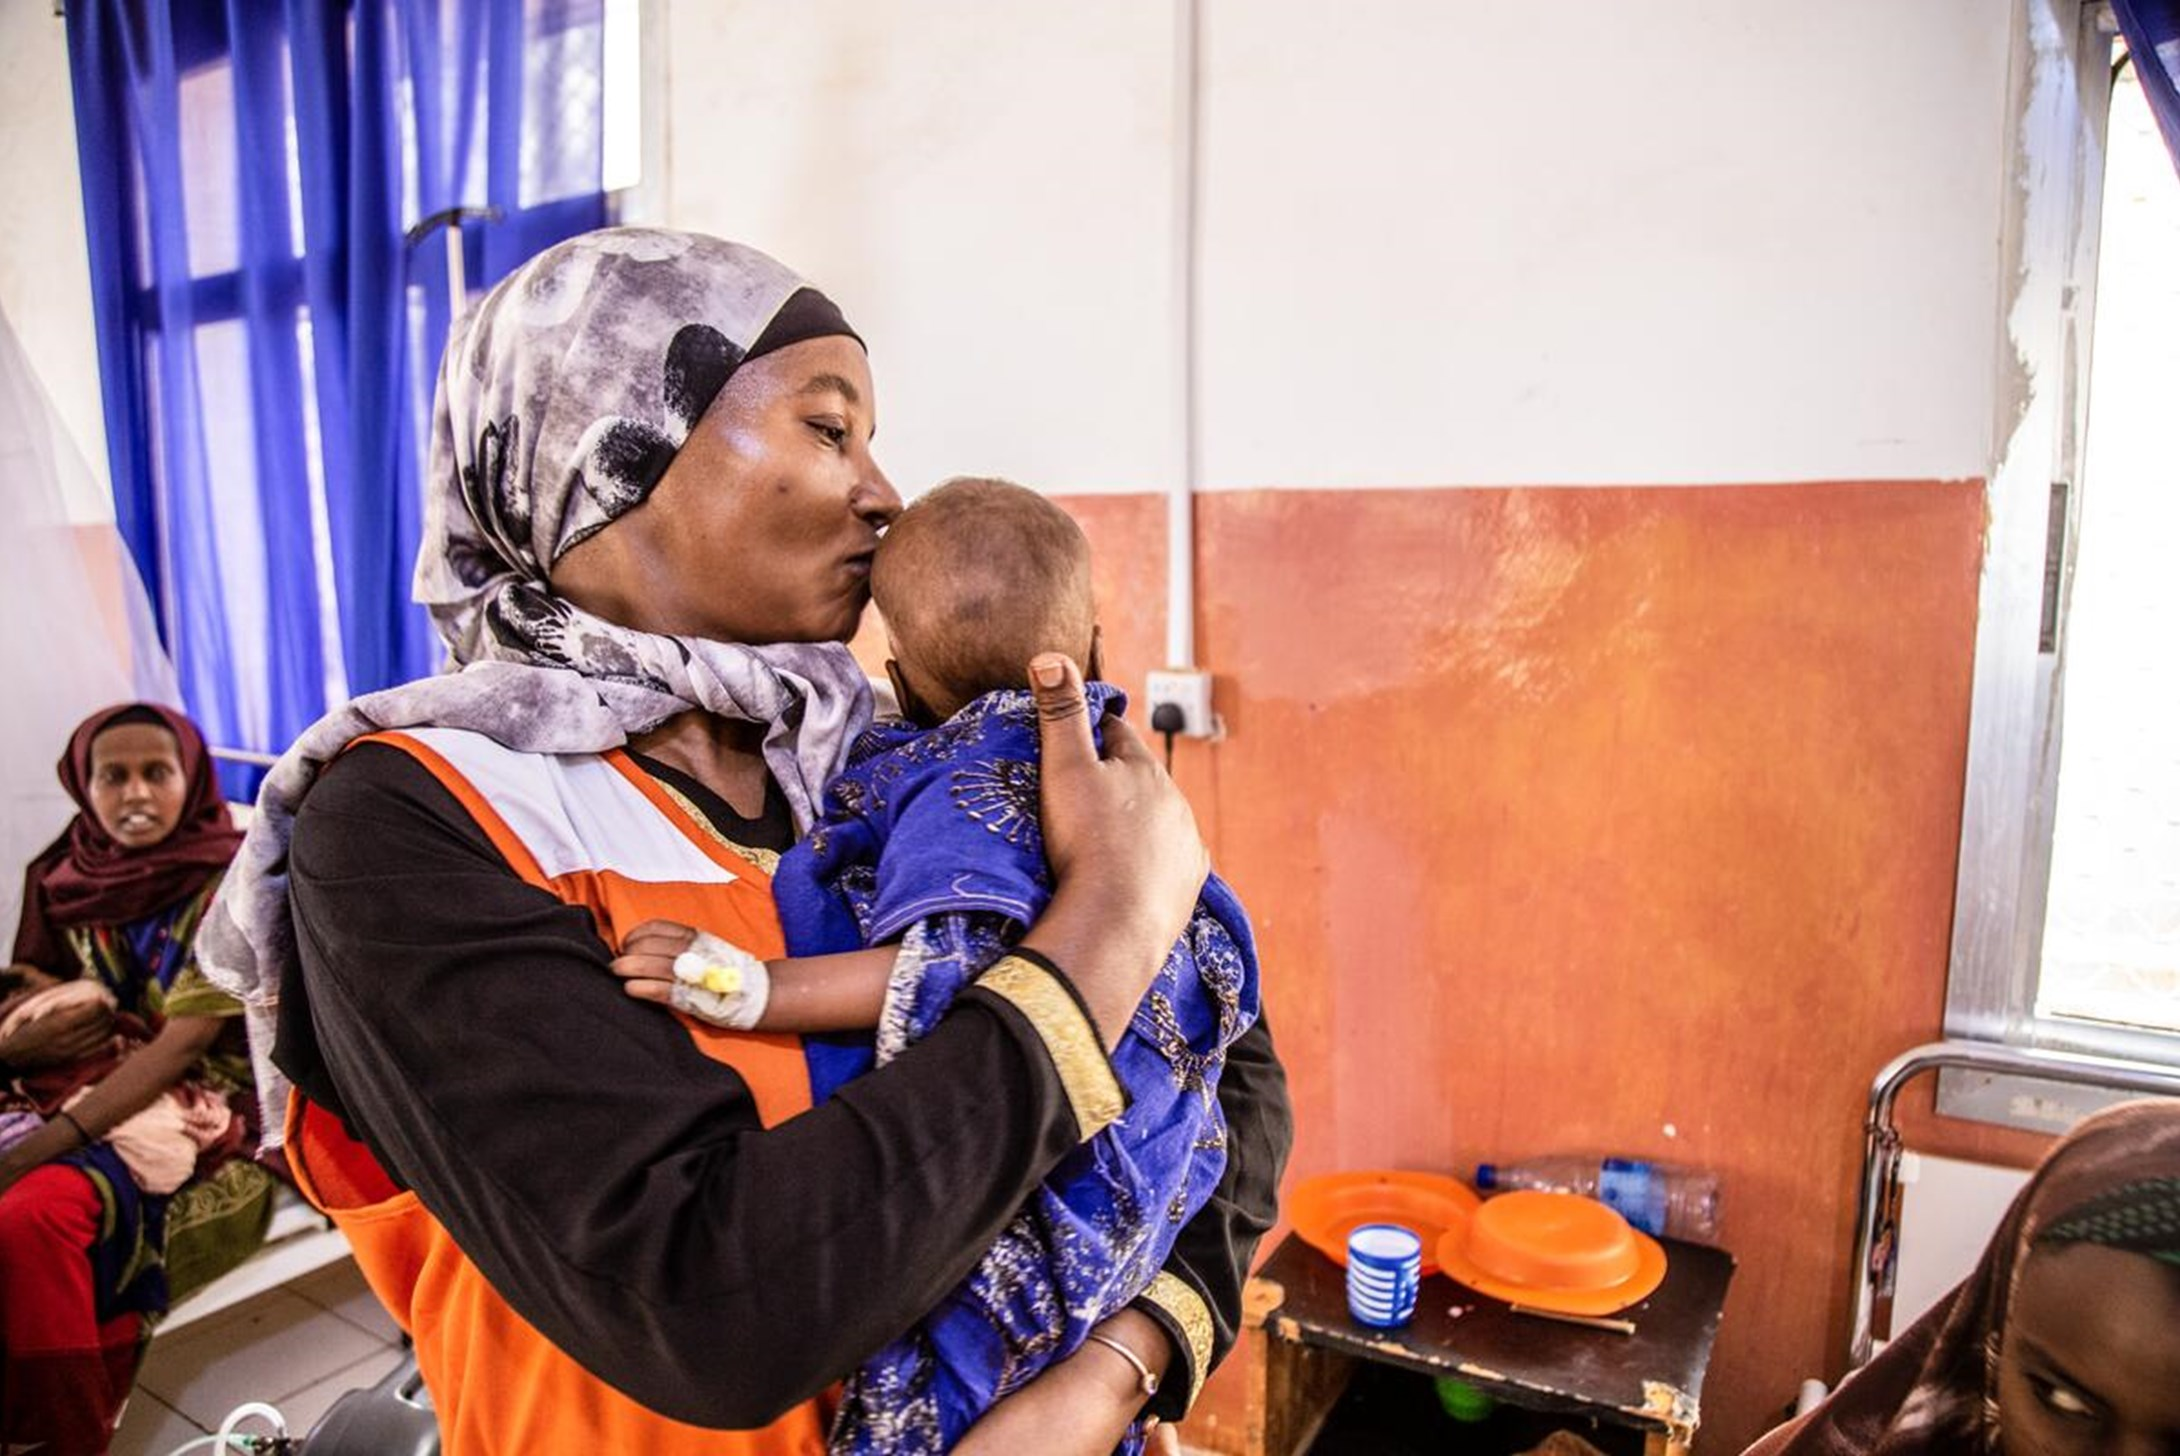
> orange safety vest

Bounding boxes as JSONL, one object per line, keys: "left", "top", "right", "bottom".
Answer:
{"left": 283, "top": 728, "right": 829, "bottom": 1455}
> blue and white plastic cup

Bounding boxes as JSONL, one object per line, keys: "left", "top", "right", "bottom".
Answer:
{"left": 1346, "top": 1223, "right": 1423, "bottom": 1328}
{"left": 1347, "top": 1281, "right": 1420, "bottom": 1324}
{"left": 1347, "top": 1272, "right": 1421, "bottom": 1325}
{"left": 1345, "top": 1265, "right": 1418, "bottom": 1298}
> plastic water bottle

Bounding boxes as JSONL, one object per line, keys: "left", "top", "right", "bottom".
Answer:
{"left": 1473, "top": 1156, "right": 1721, "bottom": 1242}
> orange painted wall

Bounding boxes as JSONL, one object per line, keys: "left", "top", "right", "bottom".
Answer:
{"left": 1049, "top": 480, "right": 2002, "bottom": 1452}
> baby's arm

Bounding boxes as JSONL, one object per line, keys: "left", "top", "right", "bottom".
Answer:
{"left": 611, "top": 920, "right": 894, "bottom": 1033}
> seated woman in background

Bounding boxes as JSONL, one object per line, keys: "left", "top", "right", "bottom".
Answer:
{"left": 1745, "top": 1098, "right": 2180, "bottom": 1456}
{"left": 0, "top": 703, "right": 270, "bottom": 1456}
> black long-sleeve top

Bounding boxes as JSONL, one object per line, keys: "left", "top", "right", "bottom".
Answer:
{"left": 274, "top": 742, "right": 1290, "bottom": 1428}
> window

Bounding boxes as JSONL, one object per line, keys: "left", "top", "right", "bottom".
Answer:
{"left": 79, "top": 0, "right": 618, "bottom": 784}
{"left": 2035, "top": 59, "right": 2180, "bottom": 1040}
{"left": 1943, "top": 6, "right": 2180, "bottom": 1129}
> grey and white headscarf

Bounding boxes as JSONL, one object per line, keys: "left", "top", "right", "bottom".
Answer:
{"left": 199, "top": 228, "right": 876, "bottom": 1143}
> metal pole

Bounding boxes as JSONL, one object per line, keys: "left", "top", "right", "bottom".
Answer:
{"left": 444, "top": 220, "right": 466, "bottom": 310}
{"left": 1166, "top": 0, "right": 1200, "bottom": 669}
{"left": 1846, "top": 1040, "right": 2180, "bottom": 1369}
{"left": 403, "top": 205, "right": 501, "bottom": 313}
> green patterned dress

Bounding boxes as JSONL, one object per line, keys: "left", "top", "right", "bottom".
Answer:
{"left": 44, "top": 873, "right": 273, "bottom": 1315}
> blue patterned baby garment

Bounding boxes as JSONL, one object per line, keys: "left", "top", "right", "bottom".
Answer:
{"left": 777, "top": 686, "right": 1259, "bottom": 1455}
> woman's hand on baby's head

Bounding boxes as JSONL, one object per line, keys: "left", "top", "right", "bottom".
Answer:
{"left": 1029, "top": 651, "right": 1209, "bottom": 1042}
{"left": 1031, "top": 652, "right": 1208, "bottom": 934}
{"left": 610, "top": 919, "right": 700, "bottom": 1006}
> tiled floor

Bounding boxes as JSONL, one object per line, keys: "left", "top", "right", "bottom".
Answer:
{"left": 107, "top": 1263, "right": 1223, "bottom": 1455}
{"left": 112, "top": 1260, "right": 408, "bottom": 1456}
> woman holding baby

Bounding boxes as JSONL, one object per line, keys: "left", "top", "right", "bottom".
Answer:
{"left": 1, "top": 703, "right": 271, "bottom": 1454}
{"left": 195, "top": 229, "right": 1290, "bottom": 1455}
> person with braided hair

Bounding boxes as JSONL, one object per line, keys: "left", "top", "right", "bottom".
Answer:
{"left": 1743, "top": 1098, "right": 2180, "bottom": 1456}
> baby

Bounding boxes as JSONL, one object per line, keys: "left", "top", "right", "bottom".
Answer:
{"left": 614, "top": 478, "right": 1259, "bottom": 1454}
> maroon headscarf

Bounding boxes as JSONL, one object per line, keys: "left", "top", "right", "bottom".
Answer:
{"left": 10, "top": 703, "right": 243, "bottom": 970}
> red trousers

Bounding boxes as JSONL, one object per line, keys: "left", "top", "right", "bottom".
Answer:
{"left": 0, "top": 1165, "right": 144, "bottom": 1456}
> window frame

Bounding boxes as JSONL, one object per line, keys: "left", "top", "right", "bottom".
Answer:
{"left": 1940, "top": 0, "right": 2180, "bottom": 1131}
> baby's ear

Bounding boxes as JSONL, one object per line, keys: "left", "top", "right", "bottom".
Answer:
{"left": 884, "top": 659, "right": 942, "bottom": 726}
{"left": 1086, "top": 625, "right": 1105, "bottom": 684}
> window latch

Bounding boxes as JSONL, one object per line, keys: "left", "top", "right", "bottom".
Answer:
{"left": 2038, "top": 479, "right": 2070, "bottom": 655}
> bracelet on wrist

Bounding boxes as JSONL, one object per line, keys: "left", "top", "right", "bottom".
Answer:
{"left": 1084, "top": 1332, "right": 1160, "bottom": 1400}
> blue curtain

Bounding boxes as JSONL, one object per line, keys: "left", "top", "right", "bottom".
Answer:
{"left": 66, "top": 0, "right": 606, "bottom": 793}
{"left": 2115, "top": 0, "right": 2180, "bottom": 176}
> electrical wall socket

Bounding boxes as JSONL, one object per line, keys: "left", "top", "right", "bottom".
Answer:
{"left": 1145, "top": 668, "right": 1215, "bottom": 738}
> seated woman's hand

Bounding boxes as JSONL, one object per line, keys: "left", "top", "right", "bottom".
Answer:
{"left": 1028, "top": 652, "right": 1210, "bottom": 1044}
{"left": 0, "top": 991, "right": 115, "bottom": 1069}
{"left": 0, "top": 963, "right": 60, "bottom": 1022}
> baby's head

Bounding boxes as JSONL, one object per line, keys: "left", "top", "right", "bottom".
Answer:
{"left": 870, "top": 477, "right": 1100, "bottom": 726}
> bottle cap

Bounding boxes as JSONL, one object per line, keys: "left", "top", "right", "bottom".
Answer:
{"left": 1475, "top": 1163, "right": 1499, "bottom": 1190}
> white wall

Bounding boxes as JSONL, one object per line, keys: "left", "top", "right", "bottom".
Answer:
{"left": 649, "top": 2, "right": 1181, "bottom": 499}
{"left": 0, "top": 1, "right": 113, "bottom": 523}
{"left": 649, "top": 0, "right": 2015, "bottom": 496}
{"left": 0, "top": 0, "right": 2026, "bottom": 509}
{"left": 1894, "top": 1152, "right": 2031, "bottom": 1333}
{"left": 1197, "top": 0, "right": 2012, "bottom": 490}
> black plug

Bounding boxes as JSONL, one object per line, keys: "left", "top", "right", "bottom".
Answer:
{"left": 1150, "top": 702, "right": 1185, "bottom": 771}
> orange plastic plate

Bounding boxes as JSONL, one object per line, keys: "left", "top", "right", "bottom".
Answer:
{"left": 1434, "top": 1191, "right": 1670, "bottom": 1316}
{"left": 1289, "top": 1169, "right": 1481, "bottom": 1277}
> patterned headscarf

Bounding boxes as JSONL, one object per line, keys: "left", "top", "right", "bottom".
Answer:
{"left": 1742, "top": 1099, "right": 2180, "bottom": 1456}
{"left": 199, "top": 228, "right": 877, "bottom": 1143}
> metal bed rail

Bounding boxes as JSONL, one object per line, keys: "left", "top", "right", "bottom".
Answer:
{"left": 1847, "top": 1039, "right": 2180, "bottom": 1368}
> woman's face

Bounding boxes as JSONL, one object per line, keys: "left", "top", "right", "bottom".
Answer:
{"left": 554, "top": 334, "right": 901, "bottom": 644}
{"left": 86, "top": 722, "right": 188, "bottom": 850}
{"left": 1997, "top": 1241, "right": 2180, "bottom": 1456}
